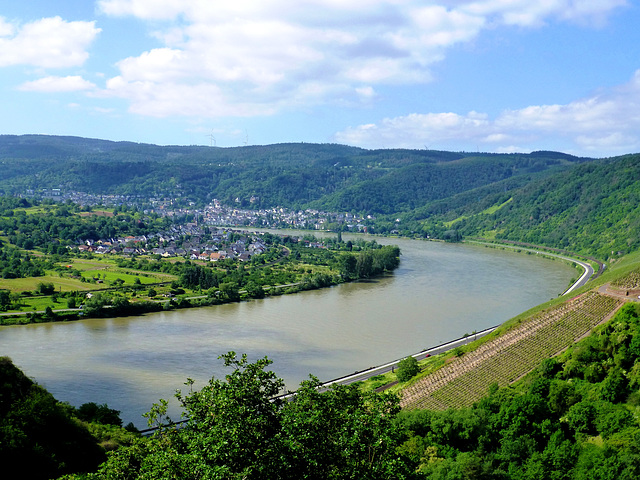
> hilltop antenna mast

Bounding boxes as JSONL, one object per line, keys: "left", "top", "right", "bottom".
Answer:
{"left": 243, "top": 129, "right": 248, "bottom": 146}
{"left": 206, "top": 130, "right": 216, "bottom": 147}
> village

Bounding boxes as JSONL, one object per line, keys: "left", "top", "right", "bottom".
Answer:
{"left": 35, "top": 188, "right": 373, "bottom": 233}
{"left": 75, "top": 225, "right": 273, "bottom": 263}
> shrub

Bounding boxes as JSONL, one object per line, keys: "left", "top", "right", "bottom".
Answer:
{"left": 397, "top": 356, "right": 420, "bottom": 382}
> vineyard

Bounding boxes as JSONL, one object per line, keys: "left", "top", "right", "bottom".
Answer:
{"left": 400, "top": 291, "right": 624, "bottom": 410}
{"left": 610, "top": 267, "right": 640, "bottom": 289}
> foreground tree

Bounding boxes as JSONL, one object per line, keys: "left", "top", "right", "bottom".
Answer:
{"left": 0, "top": 357, "right": 106, "bottom": 480}
{"left": 76, "top": 352, "right": 415, "bottom": 479}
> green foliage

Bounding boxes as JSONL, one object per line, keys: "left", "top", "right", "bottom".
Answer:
{"left": 74, "top": 402, "right": 123, "bottom": 427}
{"left": 79, "top": 352, "right": 414, "bottom": 480}
{"left": 0, "top": 357, "right": 106, "bottom": 479}
{"left": 82, "top": 293, "right": 110, "bottom": 316}
{"left": 397, "top": 356, "right": 420, "bottom": 383}
{"left": 0, "top": 202, "right": 160, "bottom": 250}
{"left": 405, "top": 153, "right": 640, "bottom": 257}
{"left": 395, "top": 302, "right": 640, "bottom": 479}
{"left": 244, "top": 280, "right": 265, "bottom": 299}
{"left": 179, "top": 263, "right": 220, "bottom": 290}
{"left": 0, "top": 289, "right": 10, "bottom": 310}
{"left": 600, "top": 367, "right": 629, "bottom": 403}
{"left": 35, "top": 281, "right": 55, "bottom": 295}
{"left": 0, "top": 244, "right": 46, "bottom": 278}
{"left": 218, "top": 280, "right": 240, "bottom": 301}
{"left": 0, "top": 136, "right": 590, "bottom": 215}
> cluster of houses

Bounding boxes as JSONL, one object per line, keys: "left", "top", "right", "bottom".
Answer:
{"left": 200, "top": 201, "right": 371, "bottom": 231}
{"left": 25, "top": 187, "right": 372, "bottom": 233}
{"left": 75, "top": 226, "right": 269, "bottom": 263}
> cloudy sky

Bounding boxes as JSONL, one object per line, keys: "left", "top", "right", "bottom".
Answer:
{"left": 1, "top": 0, "right": 638, "bottom": 156}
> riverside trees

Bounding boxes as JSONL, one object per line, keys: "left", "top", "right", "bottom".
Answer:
{"left": 397, "top": 356, "right": 420, "bottom": 382}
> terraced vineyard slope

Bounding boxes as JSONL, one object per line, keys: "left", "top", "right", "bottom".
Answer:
{"left": 400, "top": 291, "right": 624, "bottom": 410}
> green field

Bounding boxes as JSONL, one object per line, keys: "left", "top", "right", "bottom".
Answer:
{"left": 78, "top": 267, "right": 173, "bottom": 285}
{"left": 0, "top": 257, "right": 177, "bottom": 294}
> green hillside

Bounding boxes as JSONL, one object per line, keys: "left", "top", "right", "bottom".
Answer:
{"left": 3, "top": 135, "right": 640, "bottom": 478}
{"left": 2, "top": 133, "right": 639, "bottom": 259}
{"left": 392, "top": 153, "right": 640, "bottom": 259}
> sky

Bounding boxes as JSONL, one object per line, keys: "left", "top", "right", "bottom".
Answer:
{"left": 1, "top": 0, "right": 639, "bottom": 157}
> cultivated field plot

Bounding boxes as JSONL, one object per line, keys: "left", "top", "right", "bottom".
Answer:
{"left": 611, "top": 267, "right": 640, "bottom": 289}
{"left": 400, "top": 291, "right": 624, "bottom": 411}
{"left": 0, "top": 258, "right": 177, "bottom": 295}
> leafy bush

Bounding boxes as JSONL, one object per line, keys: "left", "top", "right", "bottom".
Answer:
{"left": 75, "top": 402, "right": 123, "bottom": 427}
{"left": 397, "top": 356, "right": 420, "bottom": 382}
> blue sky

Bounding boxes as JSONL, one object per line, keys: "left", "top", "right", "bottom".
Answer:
{"left": 1, "top": 0, "right": 638, "bottom": 157}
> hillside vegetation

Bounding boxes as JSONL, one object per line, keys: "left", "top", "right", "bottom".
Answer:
{"left": 400, "top": 291, "right": 624, "bottom": 411}
{"left": 406, "top": 154, "right": 640, "bottom": 259}
{"left": 395, "top": 302, "right": 640, "bottom": 479}
{"left": 0, "top": 357, "right": 107, "bottom": 478}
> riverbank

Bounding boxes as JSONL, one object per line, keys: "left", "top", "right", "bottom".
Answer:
{"left": 0, "top": 271, "right": 382, "bottom": 326}
{"left": 0, "top": 240, "right": 401, "bottom": 326}
{"left": 0, "top": 236, "right": 574, "bottom": 428}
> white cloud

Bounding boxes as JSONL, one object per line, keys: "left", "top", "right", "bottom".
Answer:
{"left": 94, "top": 0, "right": 626, "bottom": 123}
{"left": 459, "top": 0, "right": 627, "bottom": 27}
{"left": 575, "top": 132, "right": 637, "bottom": 152}
{"left": 0, "top": 16, "right": 100, "bottom": 68}
{"left": 104, "top": 77, "right": 278, "bottom": 117}
{"left": 18, "top": 76, "right": 96, "bottom": 92}
{"left": 333, "top": 69, "right": 640, "bottom": 156}
{"left": 410, "top": 5, "right": 485, "bottom": 47}
{"left": 334, "top": 111, "right": 493, "bottom": 148}
{"left": 355, "top": 86, "right": 377, "bottom": 99}
{"left": 0, "top": 17, "right": 15, "bottom": 36}
{"left": 97, "top": 0, "right": 186, "bottom": 20}
{"left": 97, "top": 0, "right": 625, "bottom": 119}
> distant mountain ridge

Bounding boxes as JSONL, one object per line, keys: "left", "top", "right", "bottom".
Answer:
{"left": 0, "top": 134, "right": 593, "bottom": 211}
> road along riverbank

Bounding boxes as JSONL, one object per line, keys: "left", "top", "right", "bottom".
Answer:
{"left": 320, "top": 325, "right": 499, "bottom": 389}
{"left": 465, "top": 239, "right": 596, "bottom": 295}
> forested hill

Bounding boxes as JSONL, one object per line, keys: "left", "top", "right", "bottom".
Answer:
{"left": 393, "top": 153, "right": 640, "bottom": 259}
{"left": 0, "top": 134, "right": 591, "bottom": 214}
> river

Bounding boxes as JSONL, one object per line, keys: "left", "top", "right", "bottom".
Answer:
{"left": 0, "top": 237, "right": 576, "bottom": 427}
